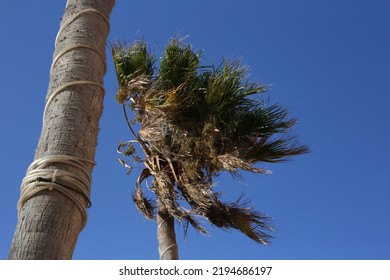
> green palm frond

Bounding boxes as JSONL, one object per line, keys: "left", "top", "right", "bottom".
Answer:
{"left": 245, "top": 135, "right": 310, "bottom": 163}
{"left": 205, "top": 61, "right": 267, "bottom": 115}
{"left": 233, "top": 104, "right": 296, "bottom": 137}
{"left": 157, "top": 39, "right": 201, "bottom": 90}
{"left": 112, "top": 41, "right": 154, "bottom": 103}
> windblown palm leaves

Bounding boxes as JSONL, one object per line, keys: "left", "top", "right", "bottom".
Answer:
{"left": 112, "top": 39, "right": 308, "bottom": 244}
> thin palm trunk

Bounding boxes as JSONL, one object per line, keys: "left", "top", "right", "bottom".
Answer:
{"left": 157, "top": 201, "right": 179, "bottom": 260}
{"left": 8, "top": 0, "right": 115, "bottom": 259}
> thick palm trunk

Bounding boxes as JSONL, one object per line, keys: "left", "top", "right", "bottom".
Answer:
{"left": 8, "top": 0, "right": 115, "bottom": 259}
{"left": 157, "top": 201, "right": 179, "bottom": 259}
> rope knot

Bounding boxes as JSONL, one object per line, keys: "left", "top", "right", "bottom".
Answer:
{"left": 49, "top": 169, "right": 59, "bottom": 191}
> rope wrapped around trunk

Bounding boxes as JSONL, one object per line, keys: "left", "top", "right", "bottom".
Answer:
{"left": 18, "top": 155, "right": 95, "bottom": 229}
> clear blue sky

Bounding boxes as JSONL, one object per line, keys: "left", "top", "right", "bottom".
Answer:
{"left": 1, "top": 0, "right": 389, "bottom": 260}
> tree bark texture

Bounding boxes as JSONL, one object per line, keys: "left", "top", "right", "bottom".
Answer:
{"left": 8, "top": 0, "right": 115, "bottom": 259}
{"left": 157, "top": 202, "right": 179, "bottom": 260}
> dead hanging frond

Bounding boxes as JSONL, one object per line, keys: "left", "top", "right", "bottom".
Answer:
{"left": 113, "top": 38, "right": 308, "bottom": 245}
{"left": 174, "top": 175, "right": 274, "bottom": 244}
{"left": 205, "top": 196, "right": 275, "bottom": 245}
{"left": 117, "top": 141, "right": 140, "bottom": 158}
{"left": 132, "top": 168, "right": 155, "bottom": 220}
{"left": 133, "top": 186, "right": 155, "bottom": 220}
{"left": 218, "top": 154, "right": 271, "bottom": 175}
{"left": 117, "top": 140, "right": 143, "bottom": 175}
{"left": 118, "top": 158, "right": 133, "bottom": 175}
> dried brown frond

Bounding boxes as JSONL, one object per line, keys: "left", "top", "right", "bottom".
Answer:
{"left": 218, "top": 154, "right": 271, "bottom": 175}
{"left": 133, "top": 186, "right": 155, "bottom": 220}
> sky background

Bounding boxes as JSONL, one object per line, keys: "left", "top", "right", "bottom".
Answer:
{"left": 1, "top": 0, "right": 389, "bottom": 260}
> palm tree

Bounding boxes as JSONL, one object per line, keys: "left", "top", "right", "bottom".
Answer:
{"left": 113, "top": 39, "right": 308, "bottom": 259}
{"left": 8, "top": 0, "right": 115, "bottom": 259}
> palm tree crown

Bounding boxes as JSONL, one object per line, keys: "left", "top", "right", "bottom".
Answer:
{"left": 112, "top": 39, "right": 308, "bottom": 245}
